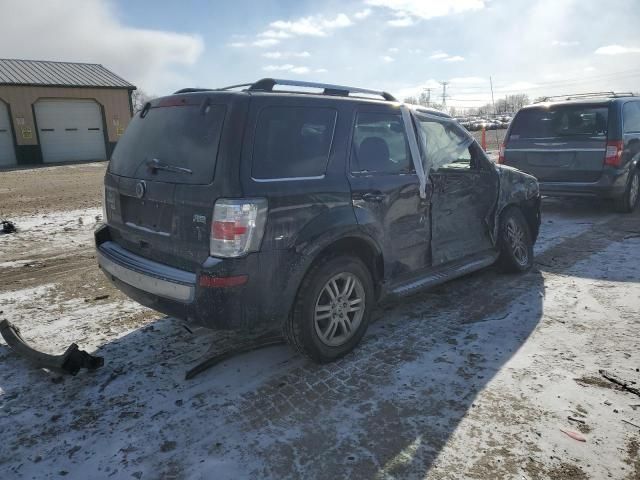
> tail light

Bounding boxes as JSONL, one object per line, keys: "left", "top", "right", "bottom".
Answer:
{"left": 498, "top": 143, "right": 506, "bottom": 164}
{"left": 604, "top": 140, "right": 624, "bottom": 167}
{"left": 210, "top": 198, "right": 267, "bottom": 258}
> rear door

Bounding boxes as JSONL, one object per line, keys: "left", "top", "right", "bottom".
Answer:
{"left": 505, "top": 104, "right": 609, "bottom": 182}
{"left": 105, "top": 93, "right": 240, "bottom": 271}
{"left": 347, "top": 106, "right": 431, "bottom": 280}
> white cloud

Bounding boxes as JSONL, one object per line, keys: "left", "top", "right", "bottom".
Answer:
{"left": 355, "top": 8, "right": 373, "bottom": 19}
{"left": 388, "top": 14, "right": 415, "bottom": 27}
{"left": 429, "top": 51, "right": 464, "bottom": 62}
{"left": 381, "top": 55, "right": 395, "bottom": 62}
{"left": 366, "top": 0, "right": 485, "bottom": 20}
{"left": 265, "top": 13, "right": 353, "bottom": 38}
{"left": 262, "top": 51, "right": 311, "bottom": 59}
{"left": 315, "top": 68, "right": 328, "bottom": 73}
{"left": 429, "top": 52, "right": 449, "bottom": 60}
{"left": 450, "top": 76, "right": 486, "bottom": 85}
{"left": 0, "top": 0, "right": 203, "bottom": 94}
{"left": 259, "top": 30, "right": 293, "bottom": 39}
{"left": 253, "top": 38, "right": 280, "bottom": 48}
{"left": 262, "top": 64, "right": 314, "bottom": 75}
{"left": 595, "top": 44, "right": 640, "bottom": 55}
{"left": 228, "top": 42, "right": 246, "bottom": 48}
{"left": 552, "top": 40, "right": 580, "bottom": 47}
{"left": 388, "top": 47, "right": 399, "bottom": 53}
{"left": 263, "top": 64, "right": 296, "bottom": 72}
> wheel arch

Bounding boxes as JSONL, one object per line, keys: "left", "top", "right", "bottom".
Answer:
{"left": 497, "top": 197, "right": 541, "bottom": 243}
{"left": 296, "top": 233, "right": 385, "bottom": 301}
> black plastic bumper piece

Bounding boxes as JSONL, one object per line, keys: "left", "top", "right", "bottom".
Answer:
{"left": 0, "top": 319, "right": 104, "bottom": 375}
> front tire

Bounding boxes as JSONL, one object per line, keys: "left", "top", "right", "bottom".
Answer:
{"left": 497, "top": 206, "right": 534, "bottom": 273}
{"left": 284, "top": 256, "right": 374, "bottom": 363}
{"left": 614, "top": 169, "right": 639, "bottom": 213}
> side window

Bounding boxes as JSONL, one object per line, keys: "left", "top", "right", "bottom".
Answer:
{"left": 252, "top": 106, "right": 337, "bottom": 179}
{"left": 623, "top": 102, "right": 640, "bottom": 134}
{"left": 416, "top": 116, "right": 474, "bottom": 171}
{"left": 351, "top": 112, "right": 412, "bottom": 174}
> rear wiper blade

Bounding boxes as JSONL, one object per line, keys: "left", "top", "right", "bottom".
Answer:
{"left": 146, "top": 158, "right": 192, "bottom": 175}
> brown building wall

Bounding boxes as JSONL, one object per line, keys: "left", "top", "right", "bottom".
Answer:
{"left": 0, "top": 85, "right": 131, "bottom": 145}
{"left": 0, "top": 85, "right": 132, "bottom": 164}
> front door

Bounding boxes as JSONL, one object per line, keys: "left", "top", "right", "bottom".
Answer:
{"left": 348, "top": 106, "right": 431, "bottom": 280}
{"left": 415, "top": 113, "right": 499, "bottom": 266}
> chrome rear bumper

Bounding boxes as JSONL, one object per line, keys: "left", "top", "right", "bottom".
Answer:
{"left": 97, "top": 241, "right": 196, "bottom": 302}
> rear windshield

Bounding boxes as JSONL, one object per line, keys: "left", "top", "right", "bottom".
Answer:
{"left": 109, "top": 102, "right": 226, "bottom": 185}
{"left": 510, "top": 105, "right": 609, "bottom": 139}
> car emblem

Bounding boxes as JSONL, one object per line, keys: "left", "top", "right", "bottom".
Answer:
{"left": 135, "top": 181, "right": 146, "bottom": 199}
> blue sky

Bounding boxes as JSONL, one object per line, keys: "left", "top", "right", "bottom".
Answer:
{"left": 2, "top": 0, "right": 640, "bottom": 110}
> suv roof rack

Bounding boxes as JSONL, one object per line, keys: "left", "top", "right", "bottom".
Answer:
{"left": 534, "top": 91, "right": 636, "bottom": 103}
{"left": 173, "top": 88, "right": 214, "bottom": 94}
{"left": 247, "top": 78, "right": 397, "bottom": 101}
{"left": 174, "top": 79, "right": 398, "bottom": 102}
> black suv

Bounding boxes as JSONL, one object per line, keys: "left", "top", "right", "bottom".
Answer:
{"left": 500, "top": 93, "right": 640, "bottom": 212}
{"left": 95, "top": 78, "right": 541, "bottom": 362}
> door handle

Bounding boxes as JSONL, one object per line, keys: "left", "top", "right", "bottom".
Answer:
{"left": 361, "top": 192, "right": 386, "bottom": 203}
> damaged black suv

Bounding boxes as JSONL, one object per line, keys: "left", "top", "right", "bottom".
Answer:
{"left": 95, "top": 78, "right": 541, "bottom": 363}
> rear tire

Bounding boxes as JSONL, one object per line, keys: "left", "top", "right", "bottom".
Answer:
{"left": 284, "top": 255, "right": 374, "bottom": 363}
{"left": 497, "top": 206, "right": 534, "bottom": 273}
{"left": 614, "top": 169, "right": 639, "bottom": 213}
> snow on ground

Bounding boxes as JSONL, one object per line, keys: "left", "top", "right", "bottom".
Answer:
{"left": 0, "top": 200, "right": 639, "bottom": 479}
{"left": 0, "top": 208, "right": 102, "bottom": 259}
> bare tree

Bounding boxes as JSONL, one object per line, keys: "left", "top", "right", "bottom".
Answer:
{"left": 130, "top": 89, "right": 154, "bottom": 114}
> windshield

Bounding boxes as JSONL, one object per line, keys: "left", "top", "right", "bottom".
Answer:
{"left": 109, "top": 102, "right": 226, "bottom": 185}
{"left": 510, "top": 105, "right": 609, "bottom": 139}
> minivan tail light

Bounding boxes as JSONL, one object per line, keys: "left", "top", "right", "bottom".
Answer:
{"left": 498, "top": 143, "right": 506, "bottom": 164}
{"left": 210, "top": 198, "right": 268, "bottom": 258}
{"left": 604, "top": 140, "right": 624, "bottom": 167}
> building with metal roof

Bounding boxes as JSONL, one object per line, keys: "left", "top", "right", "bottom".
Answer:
{"left": 0, "top": 59, "right": 136, "bottom": 167}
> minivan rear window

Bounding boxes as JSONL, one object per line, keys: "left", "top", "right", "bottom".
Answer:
{"left": 510, "top": 105, "right": 608, "bottom": 139}
{"left": 109, "top": 103, "right": 226, "bottom": 185}
{"left": 252, "top": 106, "right": 337, "bottom": 180}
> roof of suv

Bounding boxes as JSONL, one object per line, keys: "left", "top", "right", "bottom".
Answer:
{"left": 523, "top": 92, "right": 637, "bottom": 110}
{"left": 170, "top": 78, "right": 453, "bottom": 119}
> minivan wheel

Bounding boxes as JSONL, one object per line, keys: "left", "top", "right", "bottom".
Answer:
{"left": 497, "top": 207, "right": 534, "bottom": 273}
{"left": 614, "top": 169, "right": 639, "bottom": 213}
{"left": 284, "top": 256, "right": 374, "bottom": 363}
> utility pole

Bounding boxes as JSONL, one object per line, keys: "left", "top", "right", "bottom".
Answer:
{"left": 439, "top": 81, "right": 449, "bottom": 109}
{"left": 425, "top": 88, "right": 431, "bottom": 107}
{"left": 489, "top": 76, "right": 500, "bottom": 147}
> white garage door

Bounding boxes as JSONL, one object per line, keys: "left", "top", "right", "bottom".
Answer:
{"left": 0, "top": 101, "right": 17, "bottom": 167}
{"left": 35, "top": 99, "right": 107, "bottom": 163}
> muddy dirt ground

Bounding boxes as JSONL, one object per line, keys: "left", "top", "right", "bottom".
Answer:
{"left": 0, "top": 163, "right": 639, "bottom": 480}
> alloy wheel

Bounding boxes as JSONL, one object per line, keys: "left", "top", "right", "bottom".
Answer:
{"left": 314, "top": 273, "right": 365, "bottom": 347}
{"left": 506, "top": 218, "right": 529, "bottom": 267}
